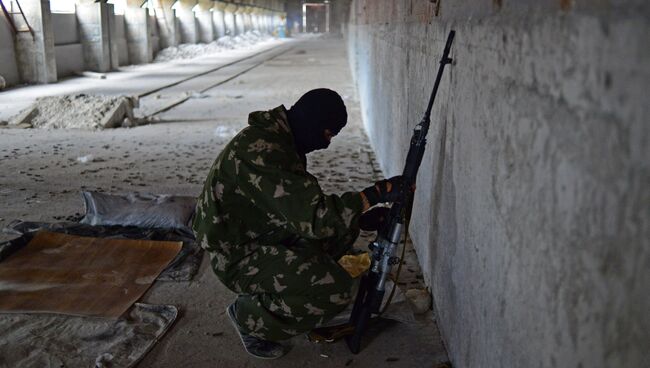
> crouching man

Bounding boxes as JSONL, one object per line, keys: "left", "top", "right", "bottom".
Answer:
{"left": 192, "top": 89, "right": 405, "bottom": 359}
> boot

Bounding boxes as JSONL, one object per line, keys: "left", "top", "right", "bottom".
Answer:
{"left": 226, "top": 303, "right": 286, "bottom": 359}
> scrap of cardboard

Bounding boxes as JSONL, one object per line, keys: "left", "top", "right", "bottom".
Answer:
{"left": 0, "top": 231, "right": 182, "bottom": 318}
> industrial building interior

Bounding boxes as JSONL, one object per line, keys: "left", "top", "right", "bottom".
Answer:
{"left": 0, "top": 0, "right": 647, "bottom": 367}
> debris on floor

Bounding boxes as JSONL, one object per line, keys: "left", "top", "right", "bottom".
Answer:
{"left": 8, "top": 94, "right": 139, "bottom": 130}
{"left": 154, "top": 31, "right": 273, "bottom": 62}
{"left": 405, "top": 288, "right": 432, "bottom": 314}
{"left": 76, "top": 154, "right": 95, "bottom": 163}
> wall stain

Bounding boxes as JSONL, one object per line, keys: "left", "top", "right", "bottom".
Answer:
{"left": 493, "top": 0, "right": 503, "bottom": 10}
{"left": 560, "top": 0, "right": 573, "bottom": 11}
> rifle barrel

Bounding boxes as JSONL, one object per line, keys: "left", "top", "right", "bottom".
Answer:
{"left": 423, "top": 30, "right": 455, "bottom": 121}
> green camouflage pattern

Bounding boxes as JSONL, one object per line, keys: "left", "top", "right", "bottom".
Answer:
{"left": 193, "top": 105, "right": 363, "bottom": 341}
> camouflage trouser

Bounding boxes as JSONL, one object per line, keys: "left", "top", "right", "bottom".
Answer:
{"left": 221, "top": 237, "right": 355, "bottom": 341}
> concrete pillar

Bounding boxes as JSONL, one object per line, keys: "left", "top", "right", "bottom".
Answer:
{"left": 176, "top": 0, "right": 198, "bottom": 43}
{"left": 234, "top": 8, "right": 245, "bottom": 35}
{"left": 265, "top": 11, "right": 273, "bottom": 34}
{"left": 212, "top": 10, "right": 226, "bottom": 38}
{"left": 223, "top": 4, "right": 237, "bottom": 36}
{"left": 243, "top": 6, "right": 253, "bottom": 33}
{"left": 124, "top": 7, "right": 152, "bottom": 64}
{"left": 249, "top": 7, "right": 256, "bottom": 32}
{"left": 13, "top": 0, "right": 57, "bottom": 84}
{"left": 148, "top": 11, "right": 160, "bottom": 53}
{"left": 156, "top": 0, "right": 179, "bottom": 49}
{"left": 212, "top": 1, "right": 227, "bottom": 38}
{"left": 194, "top": 1, "right": 214, "bottom": 43}
{"left": 106, "top": 4, "right": 120, "bottom": 69}
{"left": 268, "top": 13, "right": 274, "bottom": 34}
{"left": 255, "top": 9, "right": 262, "bottom": 31}
{"left": 77, "top": 2, "right": 113, "bottom": 72}
{"left": 197, "top": 11, "right": 214, "bottom": 42}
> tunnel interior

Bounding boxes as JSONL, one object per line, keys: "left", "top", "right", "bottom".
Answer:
{"left": 0, "top": 1, "right": 647, "bottom": 367}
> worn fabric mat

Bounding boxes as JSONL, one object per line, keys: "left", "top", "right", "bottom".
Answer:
{"left": 1, "top": 220, "right": 203, "bottom": 281}
{"left": 0, "top": 303, "right": 177, "bottom": 368}
{"left": 0, "top": 231, "right": 181, "bottom": 317}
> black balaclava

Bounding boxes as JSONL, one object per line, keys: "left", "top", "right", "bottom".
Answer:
{"left": 286, "top": 88, "right": 347, "bottom": 155}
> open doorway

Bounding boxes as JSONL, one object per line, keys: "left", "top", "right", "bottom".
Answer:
{"left": 302, "top": 2, "right": 329, "bottom": 33}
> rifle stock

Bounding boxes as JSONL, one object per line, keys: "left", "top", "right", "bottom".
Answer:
{"left": 346, "top": 30, "right": 455, "bottom": 354}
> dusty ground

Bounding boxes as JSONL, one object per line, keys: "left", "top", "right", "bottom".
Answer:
{"left": 0, "top": 37, "right": 448, "bottom": 367}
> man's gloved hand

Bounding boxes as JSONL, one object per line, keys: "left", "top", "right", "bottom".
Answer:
{"left": 359, "top": 206, "right": 390, "bottom": 231}
{"left": 360, "top": 175, "right": 408, "bottom": 210}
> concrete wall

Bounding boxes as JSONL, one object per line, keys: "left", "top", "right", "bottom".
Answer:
{"left": 51, "top": 13, "right": 78, "bottom": 45}
{"left": 346, "top": 1, "right": 650, "bottom": 367}
{"left": 52, "top": 12, "right": 83, "bottom": 78}
{"left": 53, "top": 43, "right": 84, "bottom": 78}
{"left": 0, "top": 11, "right": 20, "bottom": 87}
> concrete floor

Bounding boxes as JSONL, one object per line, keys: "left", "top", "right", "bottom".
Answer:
{"left": 0, "top": 37, "right": 448, "bottom": 367}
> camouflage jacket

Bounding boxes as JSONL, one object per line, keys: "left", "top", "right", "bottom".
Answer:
{"left": 193, "top": 105, "right": 363, "bottom": 276}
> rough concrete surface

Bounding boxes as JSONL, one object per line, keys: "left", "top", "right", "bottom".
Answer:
{"left": 347, "top": 1, "right": 649, "bottom": 367}
{"left": 0, "top": 38, "right": 448, "bottom": 367}
{"left": 0, "top": 12, "right": 20, "bottom": 87}
{"left": 54, "top": 43, "right": 85, "bottom": 78}
{"left": 14, "top": 0, "right": 58, "bottom": 84}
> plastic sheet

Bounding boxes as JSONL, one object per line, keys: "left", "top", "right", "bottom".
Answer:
{"left": 80, "top": 191, "right": 196, "bottom": 233}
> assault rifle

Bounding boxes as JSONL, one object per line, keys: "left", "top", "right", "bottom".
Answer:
{"left": 346, "top": 30, "right": 456, "bottom": 354}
